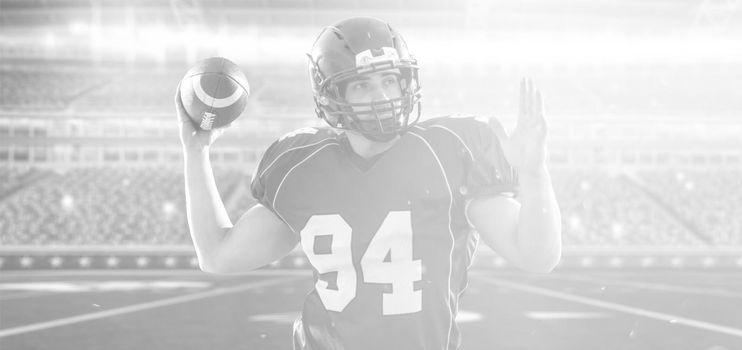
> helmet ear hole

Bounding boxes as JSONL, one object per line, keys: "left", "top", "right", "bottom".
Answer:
{"left": 319, "top": 95, "right": 329, "bottom": 105}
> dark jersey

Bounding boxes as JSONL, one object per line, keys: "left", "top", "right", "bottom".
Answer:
{"left": 251, "top": 116, "right": 518, "bottom": 350}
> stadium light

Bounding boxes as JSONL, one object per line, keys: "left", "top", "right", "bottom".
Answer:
{"left": 163, "top": 201, "right": 176, "bottom": 216}
{"left": 670, "top": 257, "right": 684, "bottom": 267}
{"left": 136, "top": 256, "right": 150, "bottom": 268}
{"left": 49, "top": 256, "right": 63, "bottom": 268}
{"left": 611, "top": 223, "right": 624, "bottom": 239}
{"left": 293, "top": 256, "right": 306, "bottom": 268}
{"left": 78, "top": 256, "right": 92, "bottom": 268}
{"left": 569, "top": 215, "right": 582, "bottom": 231}
{"left": 69, "top": 21, "right": 89, "bottom": 35}
{"left": 164, "top": 257, "right": 178, "bottom": 268}
{"left": 61, "top": 195, "right": 75, "bottom": 211}
{"left": 20, "top": 256, "right": 34, "bottom": 268}
{"left": 412, "top": 34, "right": 742, "bottom": 65}
{"left": 580, "top": 181, "right": 591, "bottom": 191}
{"left": 684, "top": 181, "right": 695, "bottom": 191}
{"left": 42, "top": 32, "right": 57, "bottom": 48}
{"left": 106, "top": 256, "right": 120, "bottom": 268}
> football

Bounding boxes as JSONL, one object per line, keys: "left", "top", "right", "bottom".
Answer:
{"left": 179, "top": 57, "right": 250, "bottom": 131}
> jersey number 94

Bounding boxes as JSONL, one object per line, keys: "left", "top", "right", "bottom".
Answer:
{"left": 300, "top": 211, "right": 422, "bottom": 315}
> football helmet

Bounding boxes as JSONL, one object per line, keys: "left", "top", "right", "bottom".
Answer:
{"left": 307, "top": 17, "right": 422, "bottom": 142}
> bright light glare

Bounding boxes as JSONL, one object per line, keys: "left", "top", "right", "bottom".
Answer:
{"left": 163, "top": 201, "right": 176, "bottom": 215}
{"left": 42, "top": 33, "right": 57, "bottom": 48}
{"left": 413, "top": 35, "right": 742, "bottom": 64}
{"left": 69, "top": 21, "right": 88, "bottom": 35}
{"left": 61, "top": 195, "right": 74, "bottom": 210}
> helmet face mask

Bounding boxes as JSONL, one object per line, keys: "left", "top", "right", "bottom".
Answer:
{"left": 308, "top": 17, "right": 422, "bottom": 142}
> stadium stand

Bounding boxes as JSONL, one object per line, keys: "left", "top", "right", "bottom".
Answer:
{"left": 554, "top": 169, "right": 707, "bottom": 247}
{"left": 0, "top": 166, "right": 247, "bottom": 246}
{"left": 0, "top": 70, "right": 110, "bottom": 110}
{"left": 2, "top": 167, "right": 739, "bottom": 248}
{"left": 637, "top": 169, "right": 742, "bottom": 245}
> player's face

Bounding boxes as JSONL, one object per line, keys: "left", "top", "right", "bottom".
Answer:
{"left": 343, "top": 70, "right": 403, "bottom": 120}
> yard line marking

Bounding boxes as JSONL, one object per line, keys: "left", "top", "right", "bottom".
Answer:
{"left": 0, "top": 277, "right": 295, "bottom": 338}
{"left": 0, "top": 269, "right": 313, "bottom": 278}
{"left": 525, "top": 311, "right": 610, "bottom": 320}
{"left": 548, "top": 273, "right": 742, "bottom": 299}
{"left": 249, "top": 312, "right": 300, "bottom": 324}
{"left": 476, "top": 276, "right": 742, "bottom": 338}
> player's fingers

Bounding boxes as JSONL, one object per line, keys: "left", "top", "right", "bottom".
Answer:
{"left": 517, "top": 78, "right": 527, "bottom": 130}
{"left": 535, "top": 89, "right": 545, "bottom": 122}
{"left": 526, "top": 77, "right": 536, "bottom": 123}
{"left": 535, "top": 90, "right": 548, "bottom": 136}
{"left": 174, "top": 81, "right": 189, "bottom": 123}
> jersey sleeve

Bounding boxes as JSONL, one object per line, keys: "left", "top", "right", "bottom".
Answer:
{"left": 250, "top": 138, "right": 282, "bottom": 210}
{"left": 454, "top": 117, "right": 519, "bottom": 199}
{"left": 250, "top": 127, "right": 331, "bottom": 213}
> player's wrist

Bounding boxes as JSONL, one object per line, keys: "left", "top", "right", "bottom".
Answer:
{"left": 183, "top": 144, "right": 210, "bottom": 157}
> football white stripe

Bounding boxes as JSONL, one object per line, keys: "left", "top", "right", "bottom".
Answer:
{"left": 192, "top": 75, "right": 244, "bottom": 108}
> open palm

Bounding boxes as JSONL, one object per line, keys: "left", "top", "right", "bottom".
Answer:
{"left": 490, "top": 78, "right": 548, "bottom": 175}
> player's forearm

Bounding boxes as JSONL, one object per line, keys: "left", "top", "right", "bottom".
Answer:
{"left": 515, "top": 167, "right": 562, "bottom": 272}
{"left": 183, "top": 147, "right": 233, "bottom": 269}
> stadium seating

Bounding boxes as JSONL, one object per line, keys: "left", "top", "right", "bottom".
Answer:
{"left": 1, "top": 166, "right": 740, "bottom": 247}
{"left": 0, "top": 166, "right": 245, "bottom": 245}
{"left": 637, "top": 169, "right": 742, "bottom": 245}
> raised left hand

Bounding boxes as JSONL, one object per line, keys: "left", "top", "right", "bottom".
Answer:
{"left": 489, "top": 77, "right": 549, "bottom": 176}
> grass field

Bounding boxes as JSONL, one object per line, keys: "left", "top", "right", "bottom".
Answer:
{"left": 1, "top": 269, "right": 741, "bottom": 350}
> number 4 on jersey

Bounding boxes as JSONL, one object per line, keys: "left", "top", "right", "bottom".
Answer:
{"left": 300, "top": 211, "right": 422, "bottom": 315}
{"left": 361, "top": 211, "right": 422, "bottom": 315}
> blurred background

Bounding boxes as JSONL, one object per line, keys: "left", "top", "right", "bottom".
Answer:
{"left": 1, "top": 0, "right": 742, "bottom": 272}
{"left": 2, "top": 1, "right": 742, "bottom": 349}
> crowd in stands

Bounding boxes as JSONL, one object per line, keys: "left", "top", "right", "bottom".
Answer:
{"left": 0, "top": 166, "right": 739, "bottom": 247}
{"left": 637, "top": 170, "right": 742, "bottom": 245}
{"left": 0, "top": 167, "right": 47, "bottom": 197}
{"left": 553, "top": 170, "right": 706, "bottom": 247}
{"left": 3, "top": 65, "right": 740, "bottom": 120}
{"left": 0, "top": 167, "right": 244, "bottom": 246}
{"left": 72, "top": 71, "right": 180, "bottom": 112}
{"left": 0, "top": 70, "right": 109, "bottom": 110}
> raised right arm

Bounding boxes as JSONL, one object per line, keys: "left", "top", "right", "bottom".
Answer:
{"left": 177, "top": 85, "right": 297, "bottom": 274}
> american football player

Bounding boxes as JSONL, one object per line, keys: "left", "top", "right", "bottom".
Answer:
{"left": 176, "top": 16, "right": 562, "bottom": 350}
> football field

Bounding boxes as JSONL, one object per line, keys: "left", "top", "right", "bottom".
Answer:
{"left": 1, "top": 269, "right": 740, "bottom": 350}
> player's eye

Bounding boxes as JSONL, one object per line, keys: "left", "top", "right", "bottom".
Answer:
{"left": 351, "top": 81, "right": 370, "bottom": 91}
{"left": 383, "top": 75, "right": 399, "bottom": 86}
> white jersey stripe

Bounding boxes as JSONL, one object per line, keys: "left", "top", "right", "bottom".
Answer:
{"left": 408, "top": 130, "right": 455, "bottom": 350}
{"left": 272, "top": 143, "right": 339, "bottom": 233}
{"left": 259, "top": 137, "right": 336, "bottom": 179}
{"left": 429, "top": 125, "right": 474, "bottom": 162}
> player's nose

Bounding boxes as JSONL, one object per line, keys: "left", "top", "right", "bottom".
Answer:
{"left": 370, "top": 88, "right": 392, "bottom": 105}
